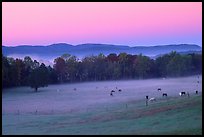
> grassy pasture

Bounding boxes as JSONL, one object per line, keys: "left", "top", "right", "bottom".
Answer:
{"left": 2, "top": 75, "right": 202, "bottom": 135}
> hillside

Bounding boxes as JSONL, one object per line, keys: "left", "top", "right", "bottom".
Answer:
{"left": 2, "top": 43, "right": 201, "bottom": 57}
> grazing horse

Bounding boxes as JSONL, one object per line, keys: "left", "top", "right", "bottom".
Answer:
{"left": 149, "top": 97, "right": 156, "bottom": 102}
{"left": 162, "top": 93, "right": 168, "bottom": 97}
{"left": 110, "top": 90, "right": 115, "bottom": 96}
{"left": 157, "top": 88, "right": 161, "bottom": 92}
{"left": 196, "top": 90, "right": 198, "bottom": 94}
{"left": 145, "top": 95, "right": 149, "bottom": 100}
{"left": 118, "top": 89, "right": 122, "bottom": 92}
{"left": 179, "top": 92, "right": 186, "bottom": 96}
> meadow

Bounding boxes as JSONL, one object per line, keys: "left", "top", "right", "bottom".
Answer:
{"left": 2, "top": 75, "right": 202, "bottom": 135}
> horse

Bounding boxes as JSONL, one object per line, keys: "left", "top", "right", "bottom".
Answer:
{"left": 157, "top": 88, "right": 161, "bottom": 92}
{"left": 110, "top": 90, "right": 115, "bottom": 96}
{"left": 145, "top": 95, "right": 149, "bottom": 100}
{"left": 179, "top": 92, "right": 186, "bottom": 96}
{"left": 196, "top": 90, "right": 198, "bottom": 94}
{"left": 118, "top": 89, "right": 122, "bottom": 92}
{"left": 162, "top": 93, "right": 168, "bottom": 97}
{"left": 149, "top": 97, "right": 156, "bottom": 102}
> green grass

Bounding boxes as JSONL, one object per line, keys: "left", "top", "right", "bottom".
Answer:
{"left": 2, "top": 95, "right": 202, "bottom": 135}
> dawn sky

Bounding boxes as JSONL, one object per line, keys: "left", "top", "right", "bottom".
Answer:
{"left": 2, "top": 2, "right": 202, "bottom": 47}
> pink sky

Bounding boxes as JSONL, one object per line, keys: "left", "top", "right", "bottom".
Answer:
{"left": 2, "top": 2, "right": 202, "bottom": 47}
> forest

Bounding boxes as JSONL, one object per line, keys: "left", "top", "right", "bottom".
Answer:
{"left": 2, "top": 51, "right": 202, "bottom": 91}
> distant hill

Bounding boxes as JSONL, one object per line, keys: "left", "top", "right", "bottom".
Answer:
{"left": 2, "top": 43, "right": 202, "bottom": 66}
{"left": 153, "top": 50, "right": 202, "bottom": 59}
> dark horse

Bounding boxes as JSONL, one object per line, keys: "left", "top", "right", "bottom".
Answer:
{"left": 110, "top": 90, "right": 115, "bottom": 96}
{"left": 179, "top": 92, "right": 186, "bottom": 96}
{"left": 162, "top": 93, "right": 167, "bottom": 97}
{"left": 158, "top": 88, "right": 161, "bottom": 91}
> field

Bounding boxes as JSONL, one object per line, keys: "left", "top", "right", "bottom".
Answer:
{"left": 2, "top": 75, "right": 202, "bottom": 135}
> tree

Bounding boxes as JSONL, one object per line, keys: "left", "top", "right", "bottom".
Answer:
{"left": 81, "top": 55, "right": 97, "bottom": 81}
{"left": 14, "top": 58, "right": 27, "bottom": 86}
{"left": 191, "top": 53, "right": 202, "bottom": 75}
{"left": 7, "top": 57, "right": 18, "bottom": 87}
{"left": 93, "top": 53, "right": 107, "bottom": 80}
{"left": 155, "top": 54, "right": 171, "bottom": 77}
{"left": 2, "top": 54, "right": 10, "bottom": 88}
{"left": 53, "top": 57, "right": 66, "bottom": 83}
{"left": 29, "top": 63, "right": 49, "bottom": 92}
{"left": 107, "top": 53, "right": 119, "bottom": 62}
{"left": 47, "top": 65, "right": 58, "bottom": 84}
{"left": 23, "top": 56, "right": 33, "bottom": 85}
{"left": 63, "top": 55, "right": 78, "bottom": 82}
{"left": 2, "top": 51, "right": 202, "bottom": 89}
{"left": 118, "top": 53, "right": 128, "bottom": 78}
{"left": 134, "top": 54, "right": 151, "bottom": 79}
{"left": 24, "top": 56, "right": 34, "bottom": 69}
{"left": 33, "top": 60, "right": 40, "bottom": 69}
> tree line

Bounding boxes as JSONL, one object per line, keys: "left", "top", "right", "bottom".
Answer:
{"left": 2, "top": 51, "right": 202, "bottom": 91}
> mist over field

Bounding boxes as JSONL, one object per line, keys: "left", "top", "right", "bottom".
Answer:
{"left": 2, "top": 75, "right": 202, "bottom": 115}
{"left": 2, "top": 75, "right": 202, "bottom": 135}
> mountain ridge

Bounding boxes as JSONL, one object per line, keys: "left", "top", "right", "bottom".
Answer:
{"left": 2, "top": 43, "right": 202, "bottom": 59}
{"left": 2, "top": 43, "right": 201, "bottom": 48}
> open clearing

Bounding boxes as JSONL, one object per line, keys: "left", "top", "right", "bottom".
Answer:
{"left": 2, "top": 75, "right": 202, "bottom": 135}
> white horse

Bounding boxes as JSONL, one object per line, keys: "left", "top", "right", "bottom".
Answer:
{"left": 149, "top": 97, "right": 156, "bottom": 102}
